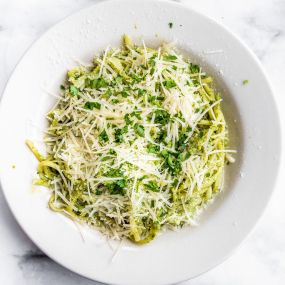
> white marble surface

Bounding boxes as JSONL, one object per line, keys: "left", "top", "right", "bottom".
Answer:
{"left": 0, "top": 0, "right": 284, "bottom": 284}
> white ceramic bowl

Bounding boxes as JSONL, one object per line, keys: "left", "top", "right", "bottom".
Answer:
{"left": 0, "top": 0, "right": 281, "bottom": 284}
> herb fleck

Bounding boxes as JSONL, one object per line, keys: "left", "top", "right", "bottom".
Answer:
{"left": 99, "top": 129, "right": 109, "bottom": 142}
{"left": 163, "top": 80, "right": 176, "bottom": 89}
{"left": 189, "top": 63, "right": 200, "bottom": 74}
{"left": 164, "top": 55, "right": 177, "bottom": 61}
{"left": 154, "top": 110, "right": 170, "bottom": 125}
{"left": 134, "top": 124, "right": 145, "bottom": 137}
{"left": 144, "top": 181, "right": 160, "bottom": 192}
{"left": 69, "top": 85, "right": 78, "bottom": 96}
{"left": 84, "top": 101, "right": 101, "bottom": 110}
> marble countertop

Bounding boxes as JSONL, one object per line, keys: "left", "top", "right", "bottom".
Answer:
{"left": 0, "top": 0, "right": 284, "bottom": 284}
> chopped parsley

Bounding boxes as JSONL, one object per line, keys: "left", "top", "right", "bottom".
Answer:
{"left": 147, "top": 144, "right": 160, "bottom": 154}
{"left": 124, "top": 113, "right": 132, "bottom": 125}
{"left": 163, "top": 80, "right": 176, "bottom": 88}
{"left": 134, "top": 124, "right": 145, "bottom": 137}
{"left": 121, "top": 90, "right": 129, "bottom": 97}
{"left": 69, "top": 85, "right": 78, "bottom": 96}
{"left": 115, "top": 126, "right": 128, "bottom": 143}
{"left": 144, "top": 181, "right": 160, "bottom": 192}
{"left": 154, "top": 110, "right": 170, "bottom": 125}
{"left": 91, "top": 78, "right": 108, "bottom": 89}
{"left": 84, "top": 101, "right": 101, "bottom": 110}
{"left": 164, "top": 55, "right": 177, "bottom": 61}
{"left": 189, "top": 63, "right": 200, "bottom": 74}
{"left": 99, "top": 129, "right": 109, "bottom": 142}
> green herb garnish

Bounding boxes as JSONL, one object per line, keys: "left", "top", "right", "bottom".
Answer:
{"left": 163, "top": 80, "right": 176, "bottom": 89}
{"left": 134, "top": 124, "right": 145, "bottom": 137}
{"left": 164, "top": 55, "right": 177, "bottom": 61}
{"left": 84, "top": 101, "right": 101, "bottom": 110}
{"left": 99, "top": 129, "right": 109, "bottom": 142}
{"left": 69, "top": 85, "right": 78, "bottom": 96}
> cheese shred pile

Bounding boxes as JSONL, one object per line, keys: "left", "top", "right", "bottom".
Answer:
{"left": 27, "top": 35, "right": 234, "bottom": 244}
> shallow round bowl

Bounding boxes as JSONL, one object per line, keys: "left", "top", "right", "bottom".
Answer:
{"left": 0, "top": 0, "right": 281, "bottom": 284}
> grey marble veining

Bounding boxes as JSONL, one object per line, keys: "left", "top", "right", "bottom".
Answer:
{"left": 0, "top": 0, "right": 285, "bottom": 284}
{"left": 16, "top": 250, "right": 98, "bottom": 285}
